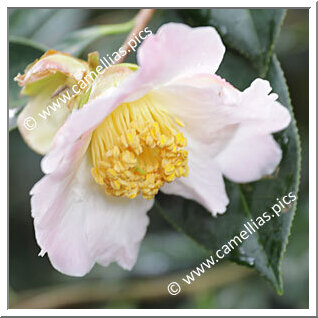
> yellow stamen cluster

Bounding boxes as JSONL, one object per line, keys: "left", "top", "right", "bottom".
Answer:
{"left": 90, "top": 94, "right": 188, "bottom": 200}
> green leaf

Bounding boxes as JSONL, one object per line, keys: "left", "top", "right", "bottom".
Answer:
{"left": 9, "top": 9, "right": 93, "bottom": 48}
{"left": 9, "top": 37, "right": 46, "bottom": 129}
{"left": 156, "top": 52, "right": 300, "bottom": 294}
{"left": 9, "top": 9, "right": 58, "bottom": 38}
{"left": 54, "top": 19, "right": 135, "bottom": 57}
{"left": 217, "top": 50, "right": 259, "bottom": 90}
{"left": 180, "top": 9, "right": 286, "bottom": 75}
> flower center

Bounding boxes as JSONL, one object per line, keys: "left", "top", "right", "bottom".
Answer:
{"left": 90, "top": 94, "right": 188, "bottom": 200}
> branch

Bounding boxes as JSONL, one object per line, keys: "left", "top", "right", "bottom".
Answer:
{"left": 115, "top": 9, "right": 155, "bottom": 64}
{"left": 11, "top": 263, "right": 252, "bottom": 309}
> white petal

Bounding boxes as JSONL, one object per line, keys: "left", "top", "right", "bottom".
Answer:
{"left": 237, "top": 79, "right": 291, "bottom": 136}
{"left": 150, "top": 77, "right": 240, "bottom": 145}
{"left": 213, "top": 78, "right": 290, "bottom": 183}
{"left": 77, "top": 155, "right": 153, "bottom": 270}
{"left": 157, "top": 76, "right": 290, "bottom": 192}
{"left": 32, "top": 151, "right": 153, "bottom": 276}
{"left": 215, "top": 134, "right": 282, "bottom": 183}
{"left": 161, "top": 134, "right": 229, "bottom": 216}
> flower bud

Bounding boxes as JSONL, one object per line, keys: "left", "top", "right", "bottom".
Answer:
{"left": 15, "top": 50, "right": 91, "bottom": 154}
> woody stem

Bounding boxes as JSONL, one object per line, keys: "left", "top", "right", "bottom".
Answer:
{"left": 115, "top": 9, "right": 155, "bottom": 64}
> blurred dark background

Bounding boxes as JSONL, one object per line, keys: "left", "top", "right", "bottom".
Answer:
{"left": 9, "top": 9, "right": 309, "bottom": 309}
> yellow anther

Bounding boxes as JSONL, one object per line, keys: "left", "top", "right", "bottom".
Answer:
{"left": 164, "top": 164, "right": 175, "bottom": 175}
{"left": 176, "top": 167, "right": 184, "bottom": 177}
{"left": 114, "top": 161, "right": 125, "bottom": 172}
{"left": 127, "top": 133, "right": 134, "bottom": 144}
{"left": 175, "top": 117, "right": 185, "bottom": 127}
{"left": 111, "top": 180, "right": 121, "bottom": 190}
{"left": 160, "top": 135, "right": 166, "bottom": 146}
{"left": 176, "top": 160, "right": 183, "bottom": 166}
{"left": 107, "top": 168, "right": 117, "bottom": 177}
{"left": 90, "top": 94, "right": 188, "bottom": 200}
{"left": 129, "top": 191, "right": 138, "bottom": 199}
{"left": 91, "top": 167, "right": 104, "bottom": 185}
{"left": 113, "top": 146, "right": 120, "bottom": 157}
{"left": 166, "top": 173, "right": 176, "bottom": 182}
{"left": 98, "top": 161, "right": 110, "bottom": 169}
{"left": 122, "top": 151, "right": 136, "bottom": 165}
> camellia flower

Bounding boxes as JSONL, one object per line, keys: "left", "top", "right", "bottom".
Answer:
{"left": 16, "top": 50, "right": 92, "bottom": 154}
{"left": 28, "top": 23, "right": 291, "bottom": 276}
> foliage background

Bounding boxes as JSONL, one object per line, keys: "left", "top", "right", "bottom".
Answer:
{"left": 9, "top": 8, "right": 309, "bottom": 309}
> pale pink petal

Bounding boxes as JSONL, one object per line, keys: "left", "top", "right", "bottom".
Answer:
{"left": 78, "top": 156, "right": 153, "bottom": 270}
{"left": 136, "top": 23, "right": 225, "bottom": 87}
{"left": 159, "top": 77, "right": 290, "bottom": 214}
{"left": 215, "top": 135, "right": 282, "bottom": 183}
{"left": 212, "top": 78, "right": 291, "bottom": 183}
{"left": 32, "top": 150, "right": 153, "bottom": 276}
{"left": 86, "top": 195, "right": 152, "bottom": 270}
{"left": 35, "top": 196, "right": 95, "bottom": 276}
{"left": 235, "top": 79, "right": 291, "bottom": 137}
{"left": 149, "top": 78, "right": 239, "bottom": 145}
{"left": 31, "top": 134, "right": 92, "bottom": 276}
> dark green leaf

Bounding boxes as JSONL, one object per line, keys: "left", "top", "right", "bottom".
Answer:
{"left": 25, "top": 9, "right": 92, "bottom": 47}
{"left": 180, "top": 9, "right": 286, "bottom": 75}
{"left": 217, "top": 50, "right": 259, "bottom": 90}
{"left": 54, "top": 20, "right": 135, "bottom": 57}
{"left": 9, "top": 9, "right": 58, "bottom": 38}
{"left": 156, "top": 53, "right": 300, "bottom": 293}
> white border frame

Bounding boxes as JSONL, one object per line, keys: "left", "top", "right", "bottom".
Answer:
{"left": 3, "top": 0, "right": 316, "bottom": 316}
